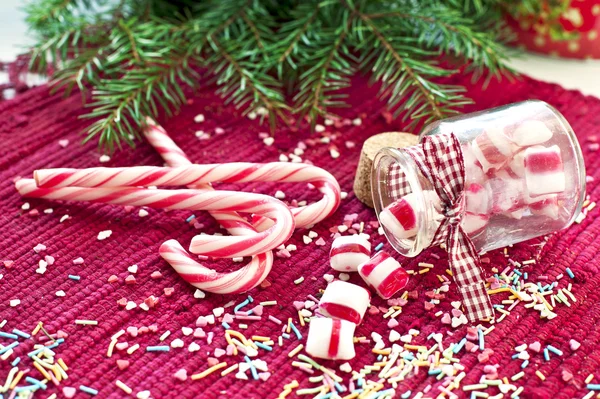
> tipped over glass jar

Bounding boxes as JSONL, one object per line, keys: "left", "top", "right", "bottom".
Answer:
{"left": 371, "top": 100, "right": 586, "bottom": 257}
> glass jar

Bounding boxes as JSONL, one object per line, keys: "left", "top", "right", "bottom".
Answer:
{"left": 371, "top": 100, "right": 586, "bottom": 257}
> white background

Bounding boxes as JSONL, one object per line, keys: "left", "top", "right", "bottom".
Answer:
{"left": 2, "top": 0, "right": 599, "bottom": 98}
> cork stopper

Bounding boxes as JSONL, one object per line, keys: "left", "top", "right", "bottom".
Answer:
{"left": 353, "top": 132, "right": 419, "bottom": 208}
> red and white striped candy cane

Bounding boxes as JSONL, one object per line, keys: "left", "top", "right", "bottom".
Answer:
{"left": 35, "top": 163, "right": 341, "bottom": 229}
{"left": 143, "top": 119, "right": 272, "bottom": 292}
{"left": 15, "top": 179, "right": 295, "bottom": 258}
{"left": 143, "top": 118, "right": 257, "bottom": 236}
{"left": 159, "top": 239, "right": 272, "bottom": 294}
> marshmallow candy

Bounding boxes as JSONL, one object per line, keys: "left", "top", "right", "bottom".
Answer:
{"left": 306, "top": 318, "right": 356, "bottom": 360}
{"left": 464, "top": 183, "right": 490, "bottom": 215}
{"left": 461, "top": 212, "right": 489, "bottom": 236}
{"left": 471, "top": 127, "right": 515, "bottom": 172}
{"left": 357, "top": 251, "right": 409, "bottom": 299}
{"left": 462, "top": 145, "right": 486, "bottom": 184}
{"left": 487, "top": 177, "right": 524, "bottom": 213}
{"left": 524, "top": 145, "right": 565, "bottom": 196}
{"left": 329, "top": 235, "right": 371, "bottom": 272}
{"left": 504, "top": 150, "right": 526, "bottom": 178}
{"left": 379, "top": 197, "right": 418, "bottom": 240}
{"left": 528, "top": 194, "right": 560, "bottom": 220}
{"left": 318, "top": 281, "right": 370, "bottom": 324}
{"left": 379, "top": 191, "right": 441, "bottom": 240}
{"left": 507, "top": 120, "right": 553, "bottom": 147}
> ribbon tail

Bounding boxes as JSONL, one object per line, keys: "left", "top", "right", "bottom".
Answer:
{"left": 447, "top": 225, "right": 494, "bottom": 323}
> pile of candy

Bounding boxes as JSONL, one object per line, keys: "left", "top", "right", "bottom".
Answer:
{"left": 380, "top": 120, "right": 570, "bottom": 241}
{"left": 305, "top": 234, "right": 412, "bottom": 361}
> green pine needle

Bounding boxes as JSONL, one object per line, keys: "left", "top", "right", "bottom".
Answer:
{"left": 25, "top": 0, "right": 523, "bottom": 151}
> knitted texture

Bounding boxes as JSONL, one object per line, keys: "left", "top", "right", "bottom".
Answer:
{"left": 0, "top": 75, "right": 599, "bottom": 399}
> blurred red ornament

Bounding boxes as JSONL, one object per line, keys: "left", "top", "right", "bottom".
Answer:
{"left": 506, "top": 0, "right": 600, "bottom": 59}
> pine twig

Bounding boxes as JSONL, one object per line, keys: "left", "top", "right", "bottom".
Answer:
{"left": 356, "top": 10, "right": 445, "bottom": 120}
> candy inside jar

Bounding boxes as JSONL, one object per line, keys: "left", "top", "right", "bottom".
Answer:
{"left": 371, "top": 100, "right": 586, "bottom": 256}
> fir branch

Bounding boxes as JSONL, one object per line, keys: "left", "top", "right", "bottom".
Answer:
{"left": 82, "top": 50, "right": 200, "bottom": 152}
{"left": 357, "top": 11, "right": 444, "bottom": 120}
{"left": 351, "top": 4, "right": 471, "bottom": 125}
{"left": 25, "top": 0, "right": 93, "bottom": 31}
{"left": 276, "top": 3, "right": 323, "bottom": 66}
{"left": 206, "top": 34, "right": 288, "bottom": 128}
{"left": 241, "top": 11, "right": 265, "bottom": 51}
{"left": 25, "top": 0, "right": 520, "bottom": 150}
{"left": 117, "top": 19, "right": 141, "bottom": 63}
{"left": 367, "top": 5, "right": 514, "bottom": 78}
{"left": 50, "top": 45, "right": 108, "bottom": 95}
{"left": 292, "top": 7, "right": 356, "bottom": 124}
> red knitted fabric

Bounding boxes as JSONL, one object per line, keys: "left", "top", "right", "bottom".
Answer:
{"left": 1, "top": 75, "right": 599, "bottom": 399}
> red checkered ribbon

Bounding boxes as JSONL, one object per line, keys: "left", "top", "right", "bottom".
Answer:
{"left": 389, "top": 132, "right": 494, "bottom": 322}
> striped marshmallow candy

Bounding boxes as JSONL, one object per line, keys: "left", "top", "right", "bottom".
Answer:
{"left": 487, "top": 177, "right": 524, "bottom": 214}
{"left": 506, "top": 120, "right": 553, "bottom": 147}
{"left": 524, "top": 145, "right": 565, "bottom": 196}
{"left": 471, "top": 127, "right": 516, "bottom": 172}
{"left": 461, "top": 212, "right": 489, "bottom": 237}
{"left": 462, "top": 144, "right": 487, "bottom": 184}
{"left": 379, "top": 191, "right": 441, "bottom": 240}
{"left": 528, "top": 195, "right": 560, "bottom": 220}
{"left": 329, "top": 234, "right": 371, "bottom": 272}
{"left": 318, "top": 281, "right": 370, "bottom": 325}
{"left": 357, "top": 251, "right": 409, "bottom": 299}
{"left": 464, "top": 182, "right": 490, "bottom": 215}
{"left": 306, "top": 318, "right": 356, "bottom": 360}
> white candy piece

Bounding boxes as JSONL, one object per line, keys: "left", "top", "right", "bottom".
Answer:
{"left": 306, "top": 318, "right": 356, "bottom": 360}
{"left": 464, "top": 183, "right": 490, "bottom": 215}
{"left": 503, "top": 150, "right": 526, "bottom": 178}
{"left": 528, "top": 194, "right": 560, "bottom": 220}
{"left": 358, "top": 251, "right": 409, "bottom": 299}
{"left": 524, "top": 145, "right": 565, "bottom": 196}
{"left": 462, "top": 145, "right": 486, "bottom": 184}
{"left": 461, "top": 212, "right": 489, "bottom": 236}
{"left": 319, "top": 280, "right": 370, "bottom": 324}
{"left": 504, "top": 208, "right": 526, "bottom": 220}
{"left": 508, "top": 120, "right": 553, "bottom": 147}
{"left": 329, "top": 235, "right": 371, "bottom": 272}
{"left": 488, "top": 177, "right": 524, "bottom": 213}
{"left": 471, "top": 127, "right": 515, "bottom": 172}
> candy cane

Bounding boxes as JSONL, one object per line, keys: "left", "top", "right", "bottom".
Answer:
{"left": 159, "top": 239, "right": 272, "bottom": 294}
{"left": 143, "top": 119, "right": 272, "bottom": 292}
{"left": 15, "top": 179, "right": 295, "bottom": 258}
{"left": 143, "top": 119, "right": 258, "bottom": 237}
{"left": 35, "top": 163, "right": 340, "bottom": 229}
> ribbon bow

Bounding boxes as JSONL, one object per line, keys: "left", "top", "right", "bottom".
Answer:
{"left": 393, "top": 132, "right": 494, "bottom": 322}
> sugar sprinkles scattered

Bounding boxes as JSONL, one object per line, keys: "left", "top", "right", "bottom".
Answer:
{"left": 97, "top": 230, "right": 112, "bottom": 240}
